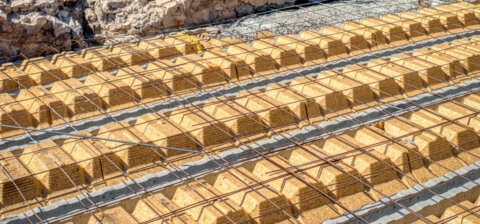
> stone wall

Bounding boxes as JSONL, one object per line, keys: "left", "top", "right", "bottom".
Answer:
{"left": 0, "top": 0, "right": 295, "bottom": 61}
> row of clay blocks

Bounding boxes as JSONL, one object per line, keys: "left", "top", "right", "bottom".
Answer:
{"left": 0, "top": 2, "right": 477, "bottom": 96}
{"left": 1, "top": 33, "right": 480, "bottom": 142}
{"left": 411, "top": 196, "right": 480, "bottom": 223}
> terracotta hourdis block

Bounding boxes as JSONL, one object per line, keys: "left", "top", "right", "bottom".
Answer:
{"left": 176, "top": 54, "right": 228, "bottom": 85}
{"left": 84, "top": 72, "right": 137, "bottom": 110}
{"left": 146, "top": 61, "right": 199, "bottom": 92}
{"left": 399, "top": 11, "right": 446, "bottom": 36}
{"left": 235, "top": 90, "right": 297, "bottom": 127}
{"left": 164, "top": 35, "right": 201, "bottom": 55}
{"left": 227, "top": 43, "right": 276, "bottom": 73}
{"left": 298, "top": 30, "right": 348, "bottom": 59}
{"left": 18, "top": 140, "right": 84, "bottom": 192}
{"left": 317, "top": 70, "right": 376, "bottom": 106}
{"left": 265, "top": 84, "right": 322, "bottom": 120}
{"left": 431, "top": 44, "right": 480, "bottom": 73}
{"left": 412, "top": 48, "right": 465, "bottom": 80}
{"left": 436, "top": 101, "right": 480, "bottom": 132}
{"left": 169, "top": 107, "right": 232, "bottom": 147}
{"left": 361, "top": 18, "right": 408, "bottom": 46}
{"left": 51, "top": 52, "right": 97, "bottom": 78}
{"left": 88, "top": 206, "right": 138, "bottom": 224}
{"left": 204, "top": 100, "right": 266, "bottom": 136}
{"left": 418, "top": 8, "right": 465, "bottom": 33}
{"left": 116, "top": 65, "right": 168, "bottom": 100}
{"left": 17, "top": 85, "right": 69, "bottom": 127}
{"left": 343, "top": 21, "right": 388, "bottom": 50}
{"left": 343, "top": 64, "right": 401, "bottom": 99}
{"left": 131, "top": 192, "right": 195, "bottom": 224}
{"left": 390, "top": 53, "right": 448, "bottom": 87}
{"left": 436, "top": 5, "right": 480, "bottom": 28}
{"left": 214, "top": 167, "right": 293, "bottom": 223}
{"left": 321, "top": 26, "right": 369, "bottom": 54}
{"left": 287, "top": 148, "right": 364, "bottom": 198}
{"left": 135, "top": 113, "right": 198, "bottom": 157}
{"left": 408, "top": 110, "right": 480, "bottom": 150}
{"left": 441, "top": 201, "right": 480, "bottom": 224}
{"left": 0, "top": 152, "right": 39, "bottom": 206}
{"left": 51, "top": 78, "right": 103, "bottom": 120}
{"left": 0, "top": 93, "right": 34, "bottom": 138}
{"left": 203, "top": 49, "right": 251, "bottom": 80}
{"left": 322, "top": 135, "right": 397, "bottom": 185}
{"left": 252, "top": 38, "right": 301, "bottom": 66}
{"left": 0, "top": 65, "right": 35, "bottom": 92}
{"left": 78, "top": 47, "right": 125, "bottom": 71}
{"left": 461, "top": 94, "right": 480, "bottom": 112}
{"left": 383, "top": 118, "right": 453, "bottom": 161}
{"left": 110, "top": 43, "right": 152, "bottom": 65}
{"left": 297, "top": 205, "right": 341, "bottom": 224}
{"left": 97, "top": 122, "right": 161, "bottom": 168}
{"left": 380, "top": 14, "right": 428, "bottom": 41}
{"left": 19, "top": 57, "right": 66, "bottom": 86}
{"left": 137, "top": 37, "right": 181, "bottom": 59}
{"left": 276, "top": 34, "right": 325, "bottom": 62}
{"left": 289, "top": 77, "right": 349, "bottom": 114}
{"left": 353, "top": 127, "right": 424, "bottom": 172}
{"left": 62, "top": 131, "right": 121, "bottom": 181}
{"left": 367, "top": 58, "right": 424, "bottom": 93}
{"left": 173, "top": 180, "right": 247, "bottom": 224}
{"left": 253, "top": 157, "right": 328, "bottom": 213}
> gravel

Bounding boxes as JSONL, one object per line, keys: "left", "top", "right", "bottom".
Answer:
{"left": 214, "top": 0, "right": 452, "bottom": 40}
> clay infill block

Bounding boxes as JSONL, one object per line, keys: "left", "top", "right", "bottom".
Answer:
{"left": 116, "top": 65, "right": 168, "bottom": 100}
{"left": 431, "top": 44, "right": 480, "bottom": 73}
{"left": 436, "top": 5, "right": 480, "bottom": 27}
{"left": 137, "top": 37, "right": 181, "bottom": 60}
{"left": 110, "top": 43, "right": 153, "bottom": 65}
{"left": 51, "top": 78, "right": 103, "bottom": 120}
{"left": 19, "top": 57, "right": 67, "bottom": 86}
{"left": 0, "top": 152, "right": 39, "bottom": 206}
{"left": 51, "top": 52, "right": 97, "bottom": 78}
{"left": 321, "top": 26, "right": 369, "bottom": 54}
{"left": 214, "top": 167, "right": 293, "bottom": 223}
{"left": 84, "top": 72, "right": 137, "bottom": 109}
{"left": 169, "top": 106, "right": 233, "bottom": 147}
{"left": 361, "top": 18, "right": 408, "bottom": 45}
{"left": 441, "top": 201, "right": 480, "bottom": 224}
{"left": 276, "top": 34, "right": 326, "bottom": 62}
{"left": 18, "top": 140, "right": 85, "bottom": 193}
{"left": 235, "top": 90, "right": 297, "bottom": 127}
{"left": 135, "top": 113, "right": 199, "bottom": 157}
{"left": 172, "top": 180, "right": 247, "bottom": 224}
{"left": 266, "top": 84, "right": 322, "bottom": 120}
{"left": 383, "top": 118, "right": 453, "bottom": 161}
{"left": 203, "top": 49, "right": 252, "bottom": 80}
{"left": 176, "top": 55, "right": 228, "bottom": 85}
{"left": 0, "top": 93, "right": 34, "bottom": 138}
{"left": 131, "top": 192, "right": 195, "bottom": 224}
{"left": 317, "top": 70, "right": 376, "bottom": 106}
{"left": 399, "top": 11, "right": 446, "bottom": 35}
{"left": 287, "top": 148, "right": 364, "bottom": 198}
{"left": 203, "top": 100, "right": 266, "bottom": 136}
{"left": 417, "top": 8, "right": 464, "bottom": 32}
{"left": 146, "top": 61, "right": 199, "bottom": 92}
{"left": 16, "top": 85, "right": 69, "bottom": 128}
{"left": 253, "top": 157, "right": 328, "bottom": 213}
{"left": 252, "top": 38, "right": 301, "bottom": 66}
{"left": 164, "top": 35, "right": 201, "bottom": 55}
{"left": 380, "top": 14, "right": 427, "bottom": 40}
{"left": 412, "top": 48, "right": 465, "bottom": 79}
{"left": 97, "top": 121, "right": 161, "bottom": 168}
{"left": 342, "top": 21, "right": 388, "bottom": 49}
{"left": 343, "top": 64, "right": 401, "bottom": 99}
{"left": 0, "top": 66, "right": 35, "bottom": 92}
{"left": 227, "top": 43, "right": 276, "bottom": 73}
{"left": 79, "top": 47, "right": 125, "bottom": 71}
{"left": 61, "top": 131, "right": 122, "bottom": 181}
{"left": 390, "top": 53, "right": 447, "bottom": 86}
{"left": 298, "top": 30, "right": 348, "bottom": 58}
{"left": 367, "top": 58, "right": 424, "bottom": 92}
